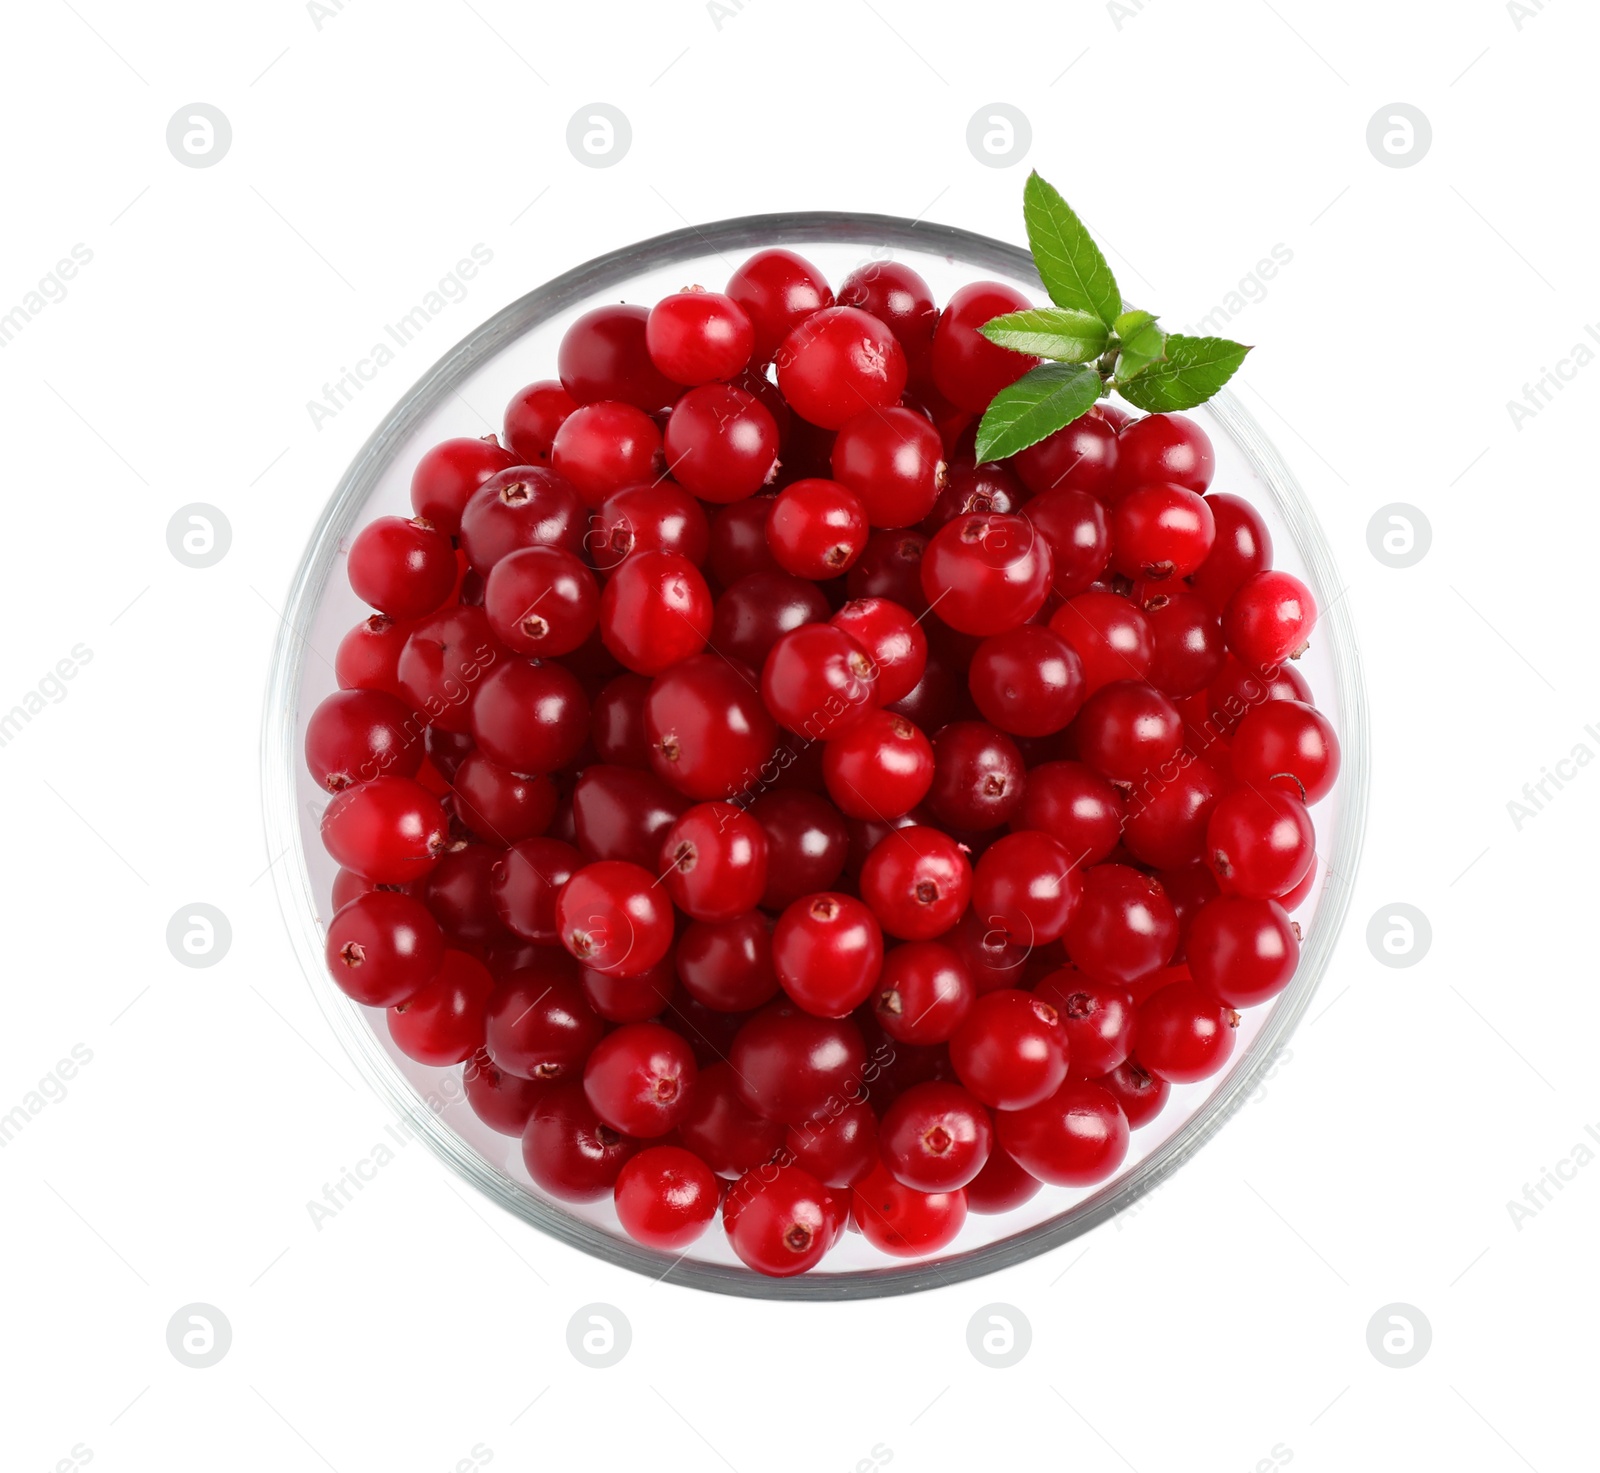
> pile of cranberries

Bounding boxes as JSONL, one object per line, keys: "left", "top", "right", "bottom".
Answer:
{"left": 307, "top": 246, "right": 1336, "bottom": 1276}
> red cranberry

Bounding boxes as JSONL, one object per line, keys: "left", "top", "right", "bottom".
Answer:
{"left": 873, "top": 940, "right": 974, "bottom": 1046}
{"left": 1033, "top": 972, "right": 1135, "bottom": 1078}
{"left": 660, "top": 802, "right": 769, "bottom": 921}
{"left": 772, "top": 892, "right": 885, "bottom": 1017}
{"left": 557, "top": 303, "right": 679, "bottom": 413}
{"left": 582, "top": 958, "right": 674, "bottom": 1024}
{"left": 589, "top": 674, "right": 653, "bottom": 767}
{"left": 926, "top": 723, "right": 1025, "bottom": 831}
{"left": 491, "top": 837, "right": 581, "bottom": 943}
{"left": 749, "top": 790, "right": 850, "bottom": 909}
{"left": 589, "top": 481, "right": 709, "bottom": 571}
{"left": 410, "top": 435, "right": 520, "bottom": 538}
{"left": 677, "top": 1062, "right": 786, "bottom": 1177}
{"left": 485, "top": 962, "right": 602, "bottom": 1080}
{"left": 325, "top": 891, "right": 444, "bottom": 1007}
{"left": 646, "top": 288, "right": 755, "bottom": 384}
{"left": 767, "top": 477, "right": 869, "bottom": 577}
{"left": 1114, "top": 412, "right": 1215, "bottom": 495}
{"left": 458, "top": 467, "right": 587, "bottom": 574}
{"left": 1206, "top": 787, "right": 1315, "bottom": 899}
{"left": 571, "top": 765, "right": 688, "bottom": 868}
{"left": 728, "top": 1002, "right": 869, "bottom": 1123}
{"left": 1013, "top": 761, "right": 1125, "bottom": 865}
{"left": 971, "top": 830, "right": 1081, "bottom": 947}
{"left": 851, "top": 1161, "right": 966, "bottom": 1257}
{"left": 785, "top": 1098, "right": 880, "bottom": 1187}
{"left": 921, "top": 458, "right": 1024, "bottom": 534}
{"left": 726, "top": 248, "right": 834, "bottom": 363}
{"left": 1223, "top": 569, "right": 1317, "bottom": 671}
{"left": 599, "top": 550, "right": 712, "bottom": 675}
{"left": 336, "top": 614, "right": 412, "bottom": 700}
{"left": 964, "top": 1144, "right": 1043, "bottom": 1214}
{"left": 880, "top": 1081, "right": 992, "bottom": 1192}
{"left": 836, "top": 260, "right": 937, "bottom": 360}
{"left": 645, "top": 653, "right": 778, "bottom": 802}
{"left": 550, "top": 401, "right": 663, "bottom": 508}
{"left": 662, "top": 383, "right": 780, "bottom": 503}
{"left": 1071, "top": 679, "right": 1183, "bottom": 784}
{"left": 760, "top": 623, "right": 879, "bottom": 740}
{"left": 423, "top": 842, "right": 508, "bottom": 950}
{"left": 1231, "top": 700, "right": 1340, "bottom": 803}
{"left": 724, "top": 1162, "right": 840, "bottom": 1275}
{"left": 949, "top": 989, "right": 1069, "bottom": 1110}
{"left": 522, "top": 1080, "right": 640, "bottom": 1201}
{"left": 711, "top": 572, "right": 830, "bottom": 671}
{"left": 1142, "top": 589, "right": 1226, "bottom": 698}
{"left": 387, "top": 950, "right": 493, "bottom": 1065}
{"left": 822, "top": 711, "right": 935, "bottom": 820}
{"left": 464, "top": 1050, "right": 548, "bottom": 1136}
{"left": 397, "top": 605, "right": 505, "bottom": 733}
{"left": 482, "top": 545, "right": 598, "bottom": 658}
{"left": 1063, "top": 864, "right": 1179, "bottom": 987}
{"left": 775, "top": 306, "right": 908, "bottom": 430}
{"left": 968, "top": 625, "right": 1086, "bottom": 738}
{"left": 859, "top": 826, "right": 972, "bottom": 941}
{"left": 614, "top": 1145, "right": 720, "bottom": 1249}
{"left": 469, "top": 658, "right": 589, "bottom": 774}
{"left": 347, "top": 516, "right": 456, "bottom": 621}
{"left": 1206, "top": 655, "right": 1312, "bottom": 739}
{"left": 450, "top": 752, "right": 556, "bottom": 845}
{"left": 930, "top": 281, "right": 1038, "bottom": 412}
{"left": 1050, "top": 590, "right": 1154, "bottom": 694}
{"left": 830, "top": 407, "right": 946, "bottom": 528}
{"left": 503, "top": 382, "right": 576, "bottom": 466}
{"left": 708, "top": 496, "right": 780, "bottom": 583}
{"left": 676, "top": 911, "right": 779, "bottom": 1013}
{"left": 555, "top": 860, "right": 675, "bottom": 976}
{"left": 1187, "top": 895, "right": 1300, "bottom": 1008}
{"left": 995, "top": 1079, "right": 1129, "bottom": 1187}
{"left": 305, "top": 688, "right": 423, "bottom": 792}
{"left": 582, "top": 1021, "right": 697, "bottom": 1137}
{"left": 848, "top": 529, "right": 929, "bottom": 614}
{"left": 322, "top": 775, "right": 448, "bottom": 883}
{"left": 1013, "top": 409, "right": 1120, "bottom": 499}
{"left": 1025, "top": 486, "right": 1112, "bottom": 597}
{"left": 922, "top": 513, "right": 1053, "bottom": 636}
{"left": 1111, "top": 483, "right": 1215, "bottom": 581}
{"left": 1096, "top": 1056, "right": 1169, "bottom": 1129}
{"left": 1121, "top": 757, "right": 1220, "bottom": 870}
{"left": 1138, "top": 980, "right": 1239, "bottom": 1083}
{"left": 1189, "top": 492, "right": 1271, "bottom": 609}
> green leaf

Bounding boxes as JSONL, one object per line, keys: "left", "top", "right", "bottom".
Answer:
{"left": 1023, "top": 172, "right": 1122, "bottom": 327}
{"left": 1114, "top": 309, "right": 1158, "bottom": 340}
{"left": 1116, "top": 333, "right": 1252, "bottom": 412}
{"left": 973, "top": 362, "right": 1104, "bottom": 463}
{"left": 1113, "top": 313, "right": 1167, "bottom": 383}
{"left": 978, "top": 307, "right": 1109, "bottom": 363}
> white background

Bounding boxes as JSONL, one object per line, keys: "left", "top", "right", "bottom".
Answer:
{"left": 2, "top": 1, "right": 1595, "bottom": 1468}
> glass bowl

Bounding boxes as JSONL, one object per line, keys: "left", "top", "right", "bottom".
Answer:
{"left": 261, "top": 213, "right": 1369, "bottom": 1299}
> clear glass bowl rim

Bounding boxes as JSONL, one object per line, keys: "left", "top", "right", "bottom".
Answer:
{"left": 260, "top": 210, "right": 1371, "bottom": 1301}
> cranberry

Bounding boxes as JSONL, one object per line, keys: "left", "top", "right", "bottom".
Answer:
{"left": 549, "top": 401, "right": 663, "bottom": 508}
{"left": 1114, "top": 412, "right": 1215, "bottom": 494}
{"left": 848, "top": 529, "right": 928, "bottom": 614}
{"left": 1033, "top": 972, "right": 1134, "bottom": 1078}
{"left": 598, "top": 550, "right": 712, "bottom": 675}
{"left": 729, "top": 1002, "right": 869, "bottom": 1123}
{"left": 726, "top": 248, "right": 834, "bottom": 363}
{"left": 971, "top": 830, "right": 1080, "bottom": 946}
{"left": 522, "top": 1081, "right": 639, "bottom": 1201}
{"left": 1159, "top": 860, "right": 1222, "bottom": 958}
{"left": 485, "top": 963, "right": 602, "bottom": 1080}
{"left": 1223, "top": 569, "right": 1317, "bottom": 671}
{"left": 423, "top": 843, "right": 508, "bottom": 950}
{"left": 851, "top": 1161, "right": 966, "bottom": 1257}
{"left": 760, "top": 623, "right": 879, "bottom": 740}
{"left": 397, "top": 605, "right": 504, "bottom": 733}
{"left": 964, "top": 1144, "right": 1043, "bottom": 1214}
{"left": 387, "top": 950, "right": 493, "bottom": 1065}
{"left": 1110, "top": 483, "right": 1215, "bottom": 581}
{"left": 1187, "top": 895, "right": 1299, "bottom": 1008}
{"left": 822, "top": 711, "right": 935, "bottom": 820}
{"left": 922, "top": 513, "right": 1053, "bottom": 636}
{"left": 785, "top": 1098, "right": 879, "bottom": 1187}
{"left": 411, "top": 435, "right": 519, "bottom": 536}
{"left": 325, "top": 891, "right": 444, "bottom": 1008}
{"left": 1071, "top": 680, "right": 1183, "bottom": 784}
{"left": 926, "top": 723, "right": 1025, "bottom": 831}
{"left": 677, "top": 1062, "right": 786, "bottom": 1176}
{"left": 582, "top": 958, "right": 674, "bottom": 1024}
{"left": 1206, "top": 654, "right": 1312, "bottom": 740}
{"left": 1142, "top": 589, "right": 1226, "bottom": 698}
{"left": 305, "top": 688, "right": 423, "bottom": 792}
{"left": 1206, "top": 787, "right": 1315, "bottom": 899}
{"left": 1231, "top": 700, "right": 1340, "bottom": 803}
{"left": 468, "top": 658, "right": 589, "bottom": 775}
{"left": 830, "top": 407, "right": 946, "bottom": 528}
{"left": 888, "top": 648, "right": 966, "bottom": 732}
{"left": 995, "top": 1079, "right": 1129, "bottom": 1187}
{"left": 555, "top": 861, "right": 675, "bottom": 977}
{"left": 347, "top": 516, "right": 456, "bottom": 621}
{"left": 646, "top": 288, "right": 755, "bottom": 384}
{"left": 481, "top": 545, "right": 598, "bottom": 658}
{"left": 1189, "top": 492, "right": 1271, "bottom": 609}
{"left": 589, "top": 481, "right": 709, "bottom": 572}
{"left": 923, "top": 457, "right": 1024, "bottom": 535}
{"left": 708, "top": 496, "right": 780, "bottom": 584}
{"left": 1013, "top": 761, "right": 1125, "bottom": 865}
{"left": 645, "top": 653, "right": 778, "bottom": 802}
{"left": 590, "top": 674, "right": 652, "bottom": 768}
{"left": 458, "top": 467, "right": 587, "bottom": 574}
{"left": 582, "top": 1021, "right": 696, "bottom": 1137}
{"left": 859, "top": 826, "right": 972, "bottom": 941}
{"left": 712, "top": 572, "right": 830, "bottom": 671}
{"left": 724, "top": 1162, "right": 840, "bottom": 1275}
{"left": 947, "top": 909, "right": 1035, "bottom": 995}
{"left": 660, "top": 802, "right": 768, "bottom": 920}
{"left": 557, "top": 303, "right": 679, "bottom": 413}
{"left": 774, "top": 306, "right": 908, "bottom": 430}
{"left": 662, "top": 383, "right": 780, "bottom": 502}
{"left": 450, "top": 752, "right": 557, "bottom": 845}
{"left": 1013, "top": 409, "right": 1120, "bottom": 499}
{"left": 949, "top": 989, "right": 1069, "bottom": 1110}
{"left": 491, "top": 837, "right": 581, "bottom": 943}
{"left": 1050, "top": 590, "right": 1155, "bottom": 694}
{"left": 836, "top": 260, "right": 937, "bottom": 360}
{"left": 336, "top": 614, "right": 412, "bottom": 700}
{"left": 503, "top": 381, "right": 577, "bottom": 466}
{"left": 612, "top": 1145, "right": 719, "bottom": 1250}
{"left": 571, "top": 764, "right": 688, "bottom": 868}
{"left": 968, "top": 625, "right": 1086, "bottom": 738}
{"left": 930, "top": 280, "right": 1038, "bottom": 412}
{"left": 1025, "top": 486, "right": 1112, "bottom": 597}
{"left": 1096, "top": 1057, "right": 1169, "bottom": 1129}
{"left": 772, "top": 892, "right": 885, "bottom": 1017}
{"left": 1138, "top": 980, "right": 1238, "bottom": 1083}
{"left": 322, "top": 775, "right": 448, "bottom": 883}
{"left": 750, "top": 791, "right": 850, "bottom": 909}
{"left": 464, "top": 1050, "right": 547, "bottom": 1136}
{"left": 1121, "top": 757, "right": 1220, "bottom": 870}
{"left": 1064, "top": 865, "right": 1179, "bottom": 987}
{"left": 767, "top": 477, "right": 869, "bottom": 577}
{"left": 873, "top": 940, "right": 974, "bottom": 1046}
{"left": 676, "top": 911, "right": 778, "bottom": 1012}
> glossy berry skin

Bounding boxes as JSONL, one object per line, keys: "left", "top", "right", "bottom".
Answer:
{"left": 708, "top": 574, "right": 822, "bottom": 673}
{"left": 613, "top": 1145, "right": 720, "bottom": 1250}
{"left": 549, "top": 401, "right": 663, "bottom": 508}
{"left": 848, "top": 529, "right": 929, "bottom": 615}
{"left": 589, "top": 482, "right": 709, "bottom": 572}
{"left": 829, "top": 598, "right": 927, "bottom": 707}
{"left": 347, "top": 516, "right": 457, "bottom": 620}
{"left": 1013, "top": 410, "right": 1120, "bottom": 500}
{"left": 1064, "top": 865, "right": 1179, "bottom": 987}
{"left": 760, "top": 624, "right": 879, "bottom": 741}
{"left": 1114, "top": 413, "right": 1215, "bottom": 495}
{"left": 336, "top": 614, "right": 412, "bottom": 700}
{"left": 923, "top": 459, "right": 1023, "bottom": 533}
{"left": 397, "top": 606, "right": 504, "bottom": 734}
{"left": 557, "top": 303, "right": 679, "bottom": 413}
{"left": 964, "top": 1144, "right": 1043, "bottom": 1214}
{"left": 1013, "top": 761, "right": 1125, "bottom": 866}
{"left": 774, "top": 306, "right": 907, "bottom": 430}
{"left": 503, "top": 381, "right": 577, "bottom": 466}
{"left": 646, "top": 289, "right": 754, "bottom": 384}
{"left": 483, "top": 545, "right": 598, "bottom": 657}
{"left": 464, "top": 1050, "right": 548, "bottom": 1136}
{"left": 852, "top": 1162, "right": 966, "bottom": 1257}
{"left": 971, "top": 830, "right": 1080, "bottom": 946}
{"left": 1206, "top": 655, "right": 1312, "bottom": 739}
{"left": 930, "top": 281, "right": 1039, "bottom": 412}
{"left": 459, "top": 466, "right": 588, "bottom": 575}
{"left": 599, "top": 550, "right": 712, "bottom": 675}
{"left": 949, "top": 989, "right": 1069, "bottom": 1111}
{"left": 663, "top": 383, "right": 780, "bottom": 502}
{"left": 922, "top": 512, "right": 1054, "bottom": 636}
{"left": 926, "top": 723, "right": 1024, "bottom": 832}
{"left": 772, "top": 892, "right": 885, "bottom": 1017}
{"left": 1206, "top": 787, "right": 1315, "bottom": 899}
{"left": 645, "top": 653, "right": 778, "bottom": 802}
{"left": 969, "top": 625, "right": 1086, "bottom": 738}
{"left": 556, "top": 861, "right": 675, "bottom": 977}
{"left": 859, "top": 826, "right": 972, "bottom": 941}
{"left": 582, "top": 959, "right": 673, "bottom": 1024}
{"left": 767, "top": 478, "right": 869, "bottom": 577}
{"left": 1231, "top": 700, "right": 1340, "bottom": 803}
{"left": 1110, "top": 483, "right": 1215, "bottom": 581}
{"left": 1138, "top": 980, "right": 1238, "bottom": 1083}
{"left": 750, "top": 791, "right": 850, "bottom": 909}
{"left": 590, "top": 674, "right": 652, "bottom": 768}
{"left": 995, "top": 1079, "right": 1130, "bottom": 1187}
{"left": 675, "top": 911, "right": 779, "bottom": 1012}
{"left": 305, "top": 688, "right": 423, "bottom": 792}
{"left": 485, "top": 964, "right": 603, "bottom": 1080}
{"left": 1072, "top": 680, "right": 1184, "bottom": 784}
{"left": 726, "top": 248, "right": 834, "bottom": 363}
{"left": 873, "top": 941, "right": 974, "bottom": 1046}
{"left": 469, "top": 658, "right": 589, "bottom": 775}
{"left": 411, "top": 435, "right": 519, "bottom": 535}
{"left": 1189, "top": 492, "right": 1272, "bottom": 610}
{"left": 387, "top": 950, "right": 493, "bottom": 1065}
{"left": 1188, "top": 895, "right": 1299, "bottom": 1008}
{"left": 583, "top": 1021, "right": 698, "bottom": 1138}
{"left": 677, "top": 1062, "right": 786, "bottom": 1177}
{"left": 1034, "top": 972, "right": 1135, "bottom": 1078}
{"left": 724, "top": 1163, "right": 840, "bottom": 1276}
{"left": 785, "top": 1098, "right": 879, "bottom": 1187}
{"left": 322, "top": 775, "right": 448, "bottom": 883}
{"left": 450, "top": 754, "right": 556, "bottom": 846}
{"left": 831, "top": 407, "right": 946, "bottom": 528}
{"left": 522, "top": 1081, "right": 640, "bottom": 1202}
{"left": 1050, "top": 591, "right": 1155, "bottom": 694}
{"left": 1143, "top": 589, "right": 1227, "bottom": 698}
{"left": 325, "top": 891, "right": 444, "bottom": 1008}
{"left": 728, "top": 1002, "right": 868, "bottom": 1123}
{"left": 661, "top": 802, "right": 769, "bottom": 921}
{"left": 1121, "top": 758, "right": 1220, "bottom": 871}
{"left": 836, "top": 260, "right": 937, "bottom": 359}
{"left": 491, "top": 837, "right": 582, "bottom": 943}
{"left": 1095, "top": 1057, "right": 1169, "bottom": 1129}
{"left": 1025, "top": 485, "right": 1112, "bottom": 597}
{"left": 1223, "top": 570, "right": 1317, "bottom": 671}
{"left": 822, "top": 711, "right": 934, "bottom": 820}
{"left": 880, "top": 1082, "right": 992, "bottom": 1192}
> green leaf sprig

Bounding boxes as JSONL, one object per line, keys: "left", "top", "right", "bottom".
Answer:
{"left": 972, "top": 172, "right": 1252, "bottom": 463}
